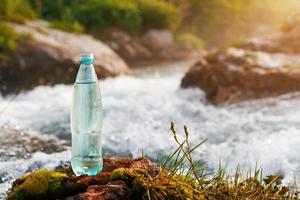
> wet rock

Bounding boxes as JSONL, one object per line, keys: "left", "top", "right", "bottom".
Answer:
{"left": 6, "top": 157, "right": 160, "bottom": 200}
{"left": 104, "top": 28, "right": 152, "bottom": 64}
{"left": 0, "top": 172, "right": 12, "bottom": 184}
{"left": 142, "top": 29, "right": 173, "bottom": 50}
{"left": 0, "top": 20, "right": 129, "bottom": 94}
{"left": 182, "top": 14, "right": 300, "bottom": 104}
{"left": 67, "top": 181, "right": 128, "bottom": 200}
{"left": 0, "top": 125, "right": 68, "bottom": 161}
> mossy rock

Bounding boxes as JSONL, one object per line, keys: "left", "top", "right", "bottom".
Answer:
{"left": 111, "top": 167, "right": 197, "bottom": 200}
{"left": 7, "top": 169, "right": 68, "bottom": 200}
{"left": 6, "top": 157, "right": 294, "bottom": 200}
{"left": 6, "top": 157, "right": 162, "bottom": 200}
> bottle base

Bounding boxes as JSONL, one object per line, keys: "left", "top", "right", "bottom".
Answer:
{"left": 71, "top": 157, "right": 103, "bottom": 176}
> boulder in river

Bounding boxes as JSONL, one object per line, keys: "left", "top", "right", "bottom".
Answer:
{"left": 0, "top": 20, "right": 130, "bottom": 94}
{"left": 181, "top": 15, "right": 300, "bottom": 104}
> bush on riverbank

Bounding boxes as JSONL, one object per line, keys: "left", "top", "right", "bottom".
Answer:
{"left": 0, "top": 23, "right": 22, "bottom": 52}
{"left": 0, "top": 0, "right": 35, "bottom": 23}
{"left": 2, "top": 0, "right": 297, "bottom": 48}
{"left": 75, "top": 0, "right": 141, "bottom": 33}
{"left": 135, "top": 0, "right": 182, "bottom": 31}
{"left": 25, "top": 0, "right": 182, "bottom": 34}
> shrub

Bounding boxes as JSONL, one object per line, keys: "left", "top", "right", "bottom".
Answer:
{"left": 0, "top": 0, "right": 36, "bottom": 23}
{"left": 176, "top": 32, "right": 204, "bottom": 49}
{"left": 75, "top": 0, "right": 141, "bottom": 33}
{"left": 0, "top": 23, "right": 21, "bottom": 52}
{"left": 50, "top": 21, "right": 84, "bottom": 33}
{"left": 33, "top": 0, "right": 80, "bottom": 21}
{"left": 135, "top": 0, "right": 182, "bottom": 31}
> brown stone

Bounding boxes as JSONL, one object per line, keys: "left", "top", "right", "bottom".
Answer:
{"left": 0, "top": 21, "right": 130, "bottom": 95}
{"left": 182, "top": 14, "right": 300, "bottom": 104}
{"left": 182, "top": 47, "right": 300, "bottom": 104}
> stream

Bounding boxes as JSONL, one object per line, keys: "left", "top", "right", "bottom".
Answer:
{"left": 1, "top": 61, "right": 300, "bottom": 198}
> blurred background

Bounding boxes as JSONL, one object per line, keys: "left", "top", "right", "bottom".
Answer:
{"left": 1, "top": 0, "right": 300, "bottom": 198}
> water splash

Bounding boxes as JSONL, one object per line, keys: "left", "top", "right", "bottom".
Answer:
{"left": 1, "top": 62, "right": 300, "bottom": 197}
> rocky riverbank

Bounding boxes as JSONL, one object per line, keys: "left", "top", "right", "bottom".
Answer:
{"left": 181, "top": 14, "right": 300, "bottom": 104}
{"left": 0, "top": 125, "right": 68, "bottom": 162}
{"left": 6, "top": 156, "right": 296, "bottom": 200}
{"left": 102, "top": 28, "right": 204, "bottom": 66}
{"left": 6, "top": 157, "right": 160, "bottom": 200}
{"left": 0, "top": 20, "right": 129, "bottom": 95}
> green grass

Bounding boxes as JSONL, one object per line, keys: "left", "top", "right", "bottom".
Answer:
{"left": 109, "top": 123, "right": 300, "bottom": 199}
{"left": 156, "top": 123, "right": 299, "bottom": 199}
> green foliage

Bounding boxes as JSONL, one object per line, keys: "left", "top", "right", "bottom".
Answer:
{"left": 7, "top": 169, "right": 67, "bottom": 200}
{"left": 50, "top": 21, "right": 84, "bottom": 33}
{"left": 0, "top": 0, "right": 36, "bottom": 23}
{"left": 30, "top": 0, "right": 84, "bottom": 33}
{"left": 26, "top": 0, "right": 182, "bottom": 33}
{"left": 0, "top": 23, "right": 21, "bottom": 52}
{"left": 134, "top": 0, "right": 182, "bottom": 31}
{"left": 176, "top": 32, "right": 204, "bottom": 49}
{"left": 34, "top": 0, "right": 73, "bottom": 21}
{"left": 75, "top": 0, "right": 141, "bottom": 33}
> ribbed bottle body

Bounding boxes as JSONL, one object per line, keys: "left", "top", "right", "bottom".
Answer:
{"left": 71, "top": 63, "right": 103, "bottom": 176}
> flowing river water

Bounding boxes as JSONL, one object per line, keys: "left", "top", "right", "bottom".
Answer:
{"left": 1, "top": 61, "right": 300, "bottom": 198}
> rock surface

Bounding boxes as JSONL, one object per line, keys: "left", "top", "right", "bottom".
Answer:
{"left": 142, "top": 29, "right": 174, "bottom": 50}
{"left": 104, "top": 28, "right": 204, "bottom": 66}
{"left": 181, "top": 15, "right": 300, "bottom": 104}
{"left": 0, "top": 20, "right": 129, "bottom": 94}
{"left": 5, "top": 157, "right": 293, "bottom": 199}
{"left": 0, "top": 125, "right": 68, "bottom": 162}
{"left": 6, "top": 157, "right": 160, "bottom": 200}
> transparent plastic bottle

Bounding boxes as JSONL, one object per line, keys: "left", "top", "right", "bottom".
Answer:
{"left": 71, "top": 53, "right": 103, "bottom": 176}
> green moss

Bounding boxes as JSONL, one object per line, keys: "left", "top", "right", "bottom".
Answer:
{"left": 111, "top": 167, "right": 147, "bottom": 181}
{"left": 111, "top": 167, "right": 196, "bottom": 200}
{"left": 7, "top": 169, "right": 67, "bottom": 200}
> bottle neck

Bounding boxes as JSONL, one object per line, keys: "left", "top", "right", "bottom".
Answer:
{"left": 75, "top": 63, "right": 98, "bottom": 84}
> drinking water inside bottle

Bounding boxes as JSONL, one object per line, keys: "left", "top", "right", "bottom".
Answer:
{"left": 71, "top": 80, "right": 103, "bottom": 176}
{"left": 72, "top": 132, "right": 103, "bottom": 176}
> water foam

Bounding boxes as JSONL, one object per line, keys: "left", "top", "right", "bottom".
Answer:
{"left": 1, "top": 62, "right": 300, "bottom": 196}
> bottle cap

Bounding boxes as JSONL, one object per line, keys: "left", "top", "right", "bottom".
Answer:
{"left": 80, "top": 53, "right": 94, "bottom": 64}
